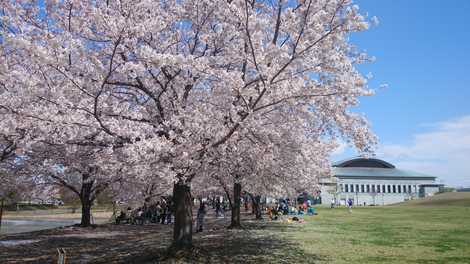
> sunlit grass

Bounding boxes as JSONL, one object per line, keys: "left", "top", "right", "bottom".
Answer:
{"left": 269, "top": 206, "right": 470, "bottom": 264}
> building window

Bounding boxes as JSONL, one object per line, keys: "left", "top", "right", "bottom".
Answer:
{"left": 350, "top": 184, "right": 354, "bottom": 192}
{"left": 356, "top": 184, "right": 359, "bottom": 193}
{"left": 393, "top": 185, "right": 396, "bottom": 193}
{"left": 361, "top": 185, "right": 365, "bottom": 192}
{"left": 340, "top": 184, "right": 344, "bottom": 192}
{"left": 382, "top": 185, "right": 386, "bottom": 193}
{"left": 345, "top": 184, "right": 349, "bottom": 193}
{"left": 408, "top": 185, "right": 412, "bottom": 193}
{"left": 387, "top": 185, "right": 391, "bottom": 193}
{"left": 372, "top": 185, "right": 376, "bottom": 193}
{"left": 366, "top": 185, "right": 370, "bottom": 193}
{"left": 398, "top": 185, "right": 401, "bottom": 193}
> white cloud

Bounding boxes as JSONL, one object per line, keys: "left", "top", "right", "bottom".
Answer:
{"left": 378, "top": 115, "right": 470, "bottom": 187}
{"left": 332, "top": 140, "right": 347, "bottom": 156}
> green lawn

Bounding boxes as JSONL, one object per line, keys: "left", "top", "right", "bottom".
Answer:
{"left": 2, "top": 196, "right": 470, "bottom": 263}
{"left": 276, "top": 205, "right": 470, "bottom": 264}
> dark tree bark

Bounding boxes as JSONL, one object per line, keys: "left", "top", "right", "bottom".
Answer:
{"left": 0, "top": 198, "right": 4, "bottom": 232}
{"left": 80, "top": 176, "right": 94, "bottom": 227}
{"left": 216, "top": 176, "right": 232, "bottom": 210}
{"left": 80, "top": 198, "right": 92, "bottom": 227}
{"left": 253, "top": 195, "right": 262, "bottom": 219}
{"left": 171, "top": 182, "right": 193, "bottom": 250}
{"left": 229, "top": 182, "right": 241, "bottom": 228}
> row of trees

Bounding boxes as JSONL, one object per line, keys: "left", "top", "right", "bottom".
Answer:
{"left": 0, "top": 0, "right": 376, "bottom": 251}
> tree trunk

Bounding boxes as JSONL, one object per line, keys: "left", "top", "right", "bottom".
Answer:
{"left": 229, "top": 182, "right": 241, "bottom": 228}
{"left": 254, "top": 195, "right": 262, "bottom": 219}
{"left": 80, "top": 178, "right": 94, "bottom": 227}
{"left": 80, "top": 198, "right": 92, "bottom": 227}
{"left": 171, "top": 183, "right": 193, "bottom": 250}
{"left": 0, "top": 198, "right": 4, "bottom": 232}
{"left": 222, "top": 185, "right": 233, "bottom": 210}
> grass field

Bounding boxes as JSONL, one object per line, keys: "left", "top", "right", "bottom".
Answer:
{"left": 1, "top": 193, "right": 469, "bottom": 263}
{"left": 271, "top": 194, "right": 470, "bottom": 264}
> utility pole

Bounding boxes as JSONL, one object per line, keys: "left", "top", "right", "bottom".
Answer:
{"left": 355, "top": 191, "right": 358, "bottom": 206}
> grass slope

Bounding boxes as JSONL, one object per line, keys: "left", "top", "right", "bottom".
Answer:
{"left": 279, "top": 206, "right": 470, "bottom": 264}
{"left": 397, "top": 192, "right": 470, "bottom": 207}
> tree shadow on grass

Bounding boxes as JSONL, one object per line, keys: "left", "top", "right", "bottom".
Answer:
{"left": 0, "top": 224, "right": 173, "bottom": 264}
{"left": 1, "top": 214, "right": 325, "bottom": 264}
{"left": 139, "top": 219, "right": 327, "bottom": 264}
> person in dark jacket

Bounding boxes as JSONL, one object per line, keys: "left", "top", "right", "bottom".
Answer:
{"left": 196, "top": 202, "right": 207, "bottom": 232}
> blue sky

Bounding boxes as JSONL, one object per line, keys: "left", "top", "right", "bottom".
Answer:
{"left": 333, "top": 0, "right": 470, "bottom": 187}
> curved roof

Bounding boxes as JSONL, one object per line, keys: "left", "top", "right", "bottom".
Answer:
{"left": 333, "top": 157, "right": 395, "bottom": 169}
{"left": 332, "top": 157, "right": 436, "bottom": 179}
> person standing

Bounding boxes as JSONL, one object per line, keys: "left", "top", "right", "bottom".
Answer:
{"left": 160, "top": 203, "right": 167, "bottom": 224}
{"left": 347, "top": 198, "right": 353, "bottom": 213}
{"left": 196, "top": 203, "right": 207, "bottom": 232}
{"left": 166, "top": 200, "right": 173, "bottom": 224}
{"left": 330, "top": 198, "right": 336, "bottom": 209}
{"left": 215, "top": 198, "right": 221, "bottom": 218}
{"left": 155, "top": 202, "right": 162, "bottom": 223}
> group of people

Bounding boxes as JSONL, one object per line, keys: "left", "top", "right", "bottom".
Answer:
{"left": 330, "top": 198, "right": 354, "bottom": 212}
{"left": 115, "top": 200, "right": 174, "bottom": 225}
{"left": 113, "top": 198, "right": 209, "bottom": 234}
{"left": 114, "top": 196, "right": 321, "bottom": 231}
{"left": 211, "top": 197, "right": 229, "bottom": 218}
{"left": 267, "top": 201, "right": 317, "bottom": 220}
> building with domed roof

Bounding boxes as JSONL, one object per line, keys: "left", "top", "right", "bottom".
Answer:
{"left": 320, "top": 157, "right": 441, "bottom": 206}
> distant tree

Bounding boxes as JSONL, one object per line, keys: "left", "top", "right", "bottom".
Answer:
{"left": 438, "top": 186, "right": 456, "bottom": 193}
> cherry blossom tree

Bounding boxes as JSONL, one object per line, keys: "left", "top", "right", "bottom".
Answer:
{"left": 111, "top": 162, "right": 173, "bottom": 207}
{"left": 19, "top": 142, "right": 126, "bottom": 226}
{"left": 0, "top": 0, "right": 377, "bottom": 249}
{"left": 204, "top": 124, "right": 337, "bottom": 225}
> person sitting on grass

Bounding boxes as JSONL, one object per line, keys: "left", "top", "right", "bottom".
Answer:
{"left": 290, "top": 206, "right": 298, "bottom": 215}
{"left": 298, "top": 205, "right": 304, "bottom": 215}
{"left": 282, "top": 203, "right": 289, "bottom": 215}
{"left": 272, "top": 206, "right": 279, "bottom": 220}
{"left": 115, "top": 210, "right": 127, "bottom": 224}
{"left": 307, "top": 206, "right": 317, "bottom": 216}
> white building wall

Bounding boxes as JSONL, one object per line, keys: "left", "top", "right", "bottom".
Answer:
{"left": 320, "top": 177, "right": 438, "bottom": 206}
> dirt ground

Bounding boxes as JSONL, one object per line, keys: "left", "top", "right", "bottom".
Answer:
{"left": 0, "top": 210, "right": 309, "bottom": 264}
